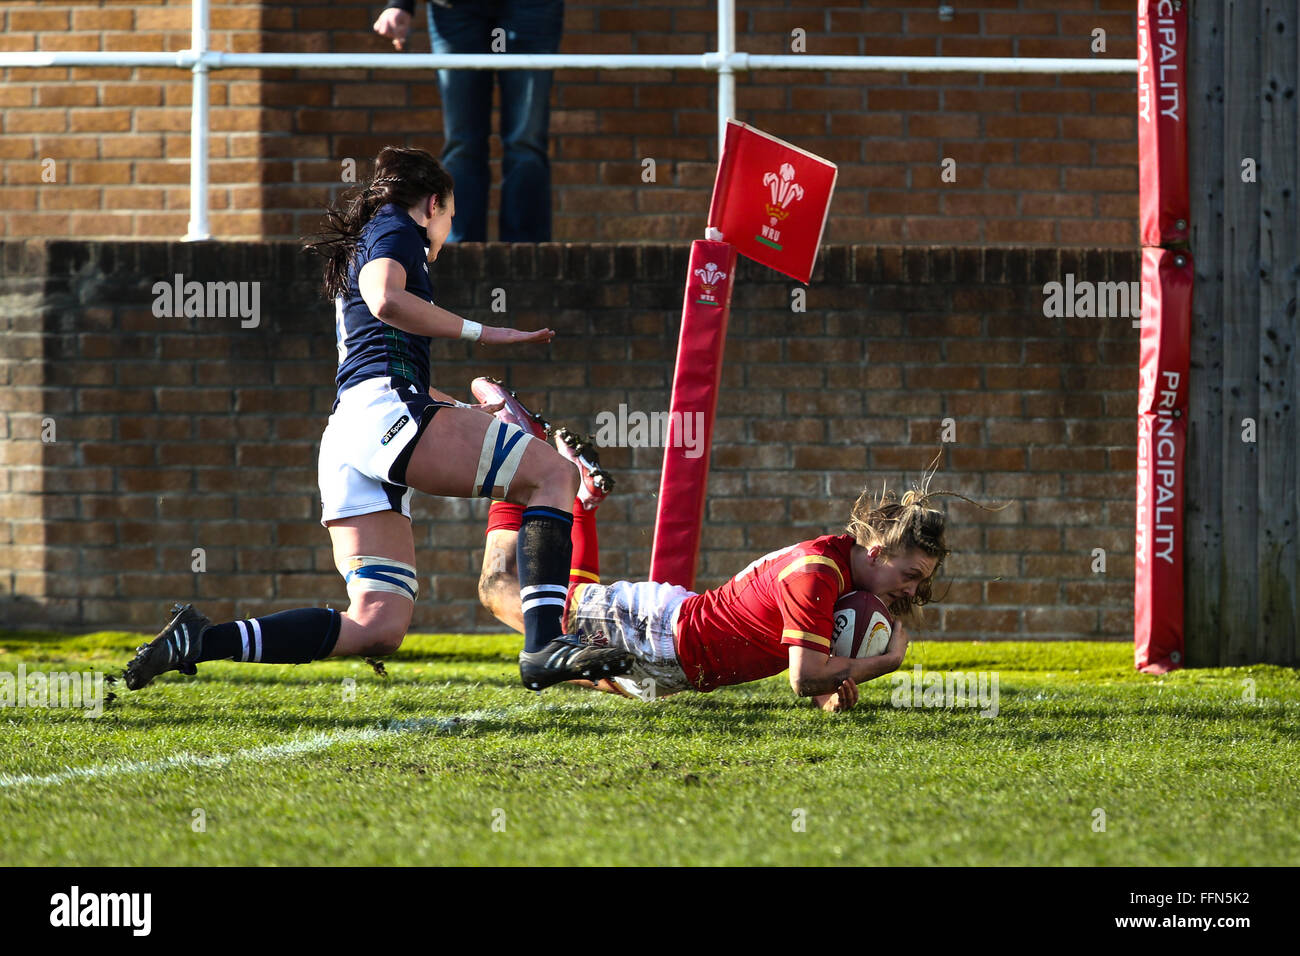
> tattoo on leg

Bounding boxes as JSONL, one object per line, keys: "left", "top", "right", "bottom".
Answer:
{"left": 483, "top": 544, "right": 512, "bottom": 577}
{"left": 478, "top": 541, "right": 518, "bottom": 612}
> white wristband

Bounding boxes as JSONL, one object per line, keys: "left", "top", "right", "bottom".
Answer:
{"left": 460, "top": 319, "right": 482, "bottom": 342}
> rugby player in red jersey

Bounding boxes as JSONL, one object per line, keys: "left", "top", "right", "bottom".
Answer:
{"left": 473, "top": 384, "right": 950, "bottom": 713}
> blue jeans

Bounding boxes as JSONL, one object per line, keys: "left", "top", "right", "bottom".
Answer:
{"left": 431, "top": 0, "right": 564, "bottom": 242}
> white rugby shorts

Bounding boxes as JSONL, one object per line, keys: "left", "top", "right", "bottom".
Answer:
{"left": 564, "top": 579, "right": 697, "bottom": 700}
{"left": 318, "top": 377, "right": 447, "bottom": 525}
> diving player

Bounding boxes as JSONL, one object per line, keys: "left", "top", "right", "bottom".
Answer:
{"left": 473, "top": 387, "right": 955, "bottom": 714}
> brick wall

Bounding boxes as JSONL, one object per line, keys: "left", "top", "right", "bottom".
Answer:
{"left": 1, "top": 239, "right": 1137, "bottom": 639}
{"left": 0, "top": 0, "right": 1138, "bottom": 244}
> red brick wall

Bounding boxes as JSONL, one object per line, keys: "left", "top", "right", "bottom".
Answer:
{"left": 1, "top": 0, "right": 1138, "bottom": 244}
{"left": 1, "top": 239, "right": 1138, "bottom": 639}
{"left": 0, "top": 0, "right": 267, "bottom": 238}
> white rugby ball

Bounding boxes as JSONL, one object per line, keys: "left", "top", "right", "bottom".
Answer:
{"left": 831, "top": 591, "right": 895, "bottom": 658}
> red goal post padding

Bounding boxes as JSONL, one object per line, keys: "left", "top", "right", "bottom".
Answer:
{"left": 1136, "top": 0, "right": 1190, "bottom": 671}
{"left": 1135, "top": 248, "right": 1192, "bottom": 674}
{"left": 1138, "top": 0, "right": 1189, "bottom": 247}
{"left": 650, "top": 126, "right": 837, "bottom": 588}
{"left": 649, "top": 240, "right": 738, "bottom": 590}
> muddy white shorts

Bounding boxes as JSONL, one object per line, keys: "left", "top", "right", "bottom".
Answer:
{"left": 318, "top": 376, "right": 448, "bottom": 526}
{"left": 564, "top": 579, "right": 697, "bottom": 700}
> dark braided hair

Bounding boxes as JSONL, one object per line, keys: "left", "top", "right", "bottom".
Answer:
{"left": 304, "top": 146, "right": 454, "bottom": 300}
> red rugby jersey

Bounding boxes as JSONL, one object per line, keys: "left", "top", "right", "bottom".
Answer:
{"left": 674, "top": 534, "right": 856, "bottom": 691}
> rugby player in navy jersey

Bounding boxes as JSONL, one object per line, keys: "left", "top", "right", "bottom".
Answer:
{"left": 125, "top": 146, "right": 631, "bottom": 693}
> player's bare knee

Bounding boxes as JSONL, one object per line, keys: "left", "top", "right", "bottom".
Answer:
{"left": 545, "top": 452, "right": 580, "bottom": 501}
{"left": 349, "top": 608, "right": 409, "bottom": 656}
{"left": 507, "top": 449, "right": 577, "bottom": 508}
{"left": 337, "top": 555, "right": 417, "bottom": 655}
{"left": 344, "top": 590, "right": 412, "bottom": 657}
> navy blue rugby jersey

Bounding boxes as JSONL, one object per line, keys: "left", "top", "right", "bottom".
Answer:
{"left": 334, "top": 203, "right": 435, "bottom": 404}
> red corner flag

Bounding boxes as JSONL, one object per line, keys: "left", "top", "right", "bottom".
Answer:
{"left": 706, "top": 120, "right": 837, "bottom": 284}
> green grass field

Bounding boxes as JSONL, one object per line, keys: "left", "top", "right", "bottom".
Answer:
{"left": 1, "top": 629, "right": 1297, "bottom": 866}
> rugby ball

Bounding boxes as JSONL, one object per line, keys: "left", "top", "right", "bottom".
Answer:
{"left": 831, "top": 591, "right": 894, "bottom": 658}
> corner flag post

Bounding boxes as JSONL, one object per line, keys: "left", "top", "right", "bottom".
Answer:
{"left": 650, "top": 122, "right": 836, "bottom": 589}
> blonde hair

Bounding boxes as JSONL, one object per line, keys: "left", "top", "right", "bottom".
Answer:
{"left": 846, "top": 457, "right": 1006, "bottom": 622}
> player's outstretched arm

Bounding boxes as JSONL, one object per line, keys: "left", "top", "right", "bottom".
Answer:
{"left": 788, "top": 623, "right": 909, "bottom": 701}
{"left": 359, "top": 258, "right": 555, "bottom": 344}
{"left": 806, "top": 624, "right": 909, "bottom": 712}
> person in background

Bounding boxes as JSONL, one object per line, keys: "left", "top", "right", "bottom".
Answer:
{"left": 373, "top": 0, "right": 564, "bottom": 242}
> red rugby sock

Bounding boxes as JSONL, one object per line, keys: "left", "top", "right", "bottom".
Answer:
{"left": 486, "top": 501, "right": 525, "bottom": 535}
{"left": 569, "top": 496, "right": 600, "bottom": 586}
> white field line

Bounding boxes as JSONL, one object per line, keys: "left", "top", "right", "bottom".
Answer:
{"left": 0, "top": 706, "right": 532, "bottom": 791}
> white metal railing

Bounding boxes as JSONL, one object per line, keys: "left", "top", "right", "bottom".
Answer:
{"left": 0, "top": 0, "right": 1138, "bottom": 241}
